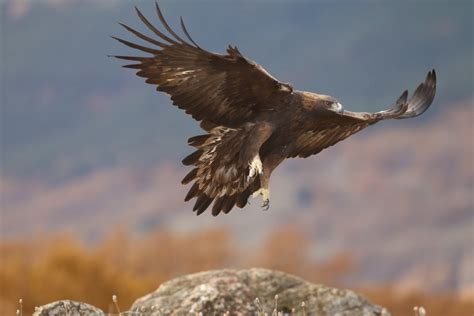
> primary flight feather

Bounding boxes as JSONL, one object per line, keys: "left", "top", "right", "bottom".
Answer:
{"left": 113, "top": 3, "right": 436, "bottom": 216}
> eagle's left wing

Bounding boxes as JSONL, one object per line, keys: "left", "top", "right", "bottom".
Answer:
{"left": 287, "top": 70, "right": 436, "bottom": 158}
{"left": 112, "top": 3, "right": 292, "bottom": 129}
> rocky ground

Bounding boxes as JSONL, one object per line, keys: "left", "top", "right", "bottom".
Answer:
{"left": 33, "top": 268, "right": 390, "bottom": 316}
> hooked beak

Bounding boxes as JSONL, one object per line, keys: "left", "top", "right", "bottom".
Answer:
{"left": 334, "top": 102, "right": 344, "bottom": 114}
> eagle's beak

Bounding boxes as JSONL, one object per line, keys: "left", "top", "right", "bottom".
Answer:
{"left": 335, "top": 102, "right": 344, "bottom": 114}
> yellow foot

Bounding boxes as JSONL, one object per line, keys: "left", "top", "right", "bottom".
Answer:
{"left": 252, "top": 188, "right": 270, "bottom": 210}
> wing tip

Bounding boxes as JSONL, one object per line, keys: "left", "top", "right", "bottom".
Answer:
{"left": 134, "top": 5, "right": 145, "bottom": 19}
{"left": 430, "top": 68, "right": 437, "bottom": 86}
{"left": 395, "top": 68, "right": 437, "bottom": 119}
{"left": 397, "top": 90, "right": 408, "bottom": 104}
{"left": 425, "top": 69, "right": 436, "bottom": 89}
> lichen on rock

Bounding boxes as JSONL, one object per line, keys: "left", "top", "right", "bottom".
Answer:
{"left": 32, "top": 300, "right": 104, "bottom": 316}
{"left": 131, "top": 268, "right": 390, "bottom": 315}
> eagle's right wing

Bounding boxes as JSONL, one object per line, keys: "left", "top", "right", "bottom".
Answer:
{"left": 112, "top": 3, "right": 292, "bottom": 129}
{"left": 287, "top": 70, "right": 436, "bottom": 158}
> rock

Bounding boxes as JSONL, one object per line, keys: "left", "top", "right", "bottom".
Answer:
{"left": 131, "top": 268, "right": 390, "bottom": 315}
{"left": 32, "top": 300, "right": 104, "bottom": 316}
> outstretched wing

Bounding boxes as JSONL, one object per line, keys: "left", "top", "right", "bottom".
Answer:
{"left": 288, "top": 70, "right": 436, "bottom": 158}
{"left": 112, "top": 3, "right": 292, "bottom": 128}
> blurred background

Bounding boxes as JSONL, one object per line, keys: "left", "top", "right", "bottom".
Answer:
{"left": 1, "top": 0, "right": 473, "bottom": 314}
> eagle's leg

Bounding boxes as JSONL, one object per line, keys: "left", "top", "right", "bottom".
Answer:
{"left": 259, "top": 169, "right": 271, "bottom": 210}
{"left": 237, "top": 121, "right": 276, "bottom": 209}
{"left": 252, "top": 153, "right": 284, "bottom": 210}
{"left": 239, "top": 120, "right": 272, "bottom": 181}
{"left": 248, "top": 154, "right": 269, "bottom": 208}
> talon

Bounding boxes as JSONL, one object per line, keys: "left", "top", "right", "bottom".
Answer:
{"left": 252, "top": 188, "right": 270, "bottom": 210}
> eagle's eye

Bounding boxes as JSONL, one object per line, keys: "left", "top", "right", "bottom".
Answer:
{"left": 324, "top": 101, "right": 332, "bottom": 106}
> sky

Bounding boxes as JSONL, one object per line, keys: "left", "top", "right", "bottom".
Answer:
{"left": 1, "top": 0, "right": 472, "bottom": 178}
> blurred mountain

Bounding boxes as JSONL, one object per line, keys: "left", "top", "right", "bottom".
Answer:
{"left": 2, "top": 102, "right": 473, "bottom": 297}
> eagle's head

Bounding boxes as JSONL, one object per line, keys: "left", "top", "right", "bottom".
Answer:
{"left": 301, "top": 92, "right": 344, "bottom": 115}
{"left": 319, "top": 95, "right": 344, "bottom": 115}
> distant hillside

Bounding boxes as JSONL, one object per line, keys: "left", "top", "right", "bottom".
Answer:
{"left": 2, "top": 103, "right": 473, "bottom": 296}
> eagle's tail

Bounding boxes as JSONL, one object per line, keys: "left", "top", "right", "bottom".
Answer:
{"left": 181, "top": 126, "right": 260, "bottom": 216}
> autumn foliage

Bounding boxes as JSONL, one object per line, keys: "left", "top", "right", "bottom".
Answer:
{"left": 0, "top": 226, "right": 472, "bottom": 315}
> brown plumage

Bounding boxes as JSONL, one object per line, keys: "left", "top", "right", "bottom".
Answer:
{"left": 113, "top": 3, "right": 437, "bottom": 216}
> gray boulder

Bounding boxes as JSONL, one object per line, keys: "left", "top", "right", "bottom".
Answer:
{"left": 32, "top": 300, "right": 104, "bottom": 316}
{"left": 131, "top": 268, "right": 390, "bottom": 315}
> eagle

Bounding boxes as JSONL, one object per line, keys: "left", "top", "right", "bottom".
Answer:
{"left": 113, "top": 3, "right": 436, "bottom": 216}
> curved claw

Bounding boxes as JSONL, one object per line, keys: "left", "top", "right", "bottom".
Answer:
{"left": 252, "top": 187, "right": 270, "bottom": 210}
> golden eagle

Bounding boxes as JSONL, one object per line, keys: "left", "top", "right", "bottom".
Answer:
{"left": 113, "top": 3, "right": 437, "bottom": 216}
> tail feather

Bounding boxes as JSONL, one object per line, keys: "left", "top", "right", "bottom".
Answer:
{"left": 212, "top": 197, "right": 226, "bottom": 216}
{"left": 181, "top": 168, "right": 198, "bottom": 185}
{"left": 235, "top": 194, "right": 248, "bottom": 208}
{"left": 221, "top": 196, "right": 237, "bottom": 214}
{"left": 182, "top": 125, "right": 260, "bottom": 215}
{"left": 188, "top": 134, "right": 210, "bottom": 147}
{"left": 182, "top": 150, "right": 203, "bottom": 166}
{"left": 184, "top": 182, "right": 199, "bottom": 202}
{"left": 235, "top": 180, "right": 260, "bottom": 208}
{"left": 193, "top": 195, "right": 214, "bottom": 215}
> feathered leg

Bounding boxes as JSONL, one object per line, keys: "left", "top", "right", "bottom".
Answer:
{"left": 252, "top": 153, "right": 284, "bottom": 210}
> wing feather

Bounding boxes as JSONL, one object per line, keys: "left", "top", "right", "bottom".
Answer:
{"left": 111, "top": 36, "right": 160, "bottom": 55}
{"left": 288, "top": 70, "right": 436, "bottom": 158}
{"left": 118, "top": 23, "right": 168, "bottom": 49}
{"left": 135, "top": 6, "right": 178, "bottom": 45}
{"left": 180, "top": 16, "right": 201, "bottom": 48}
{"left": 113, "top": 3, "right": 291, "bottom": 127}
{"left": 154, "top": 2, "right": 191, "bottom": 46}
